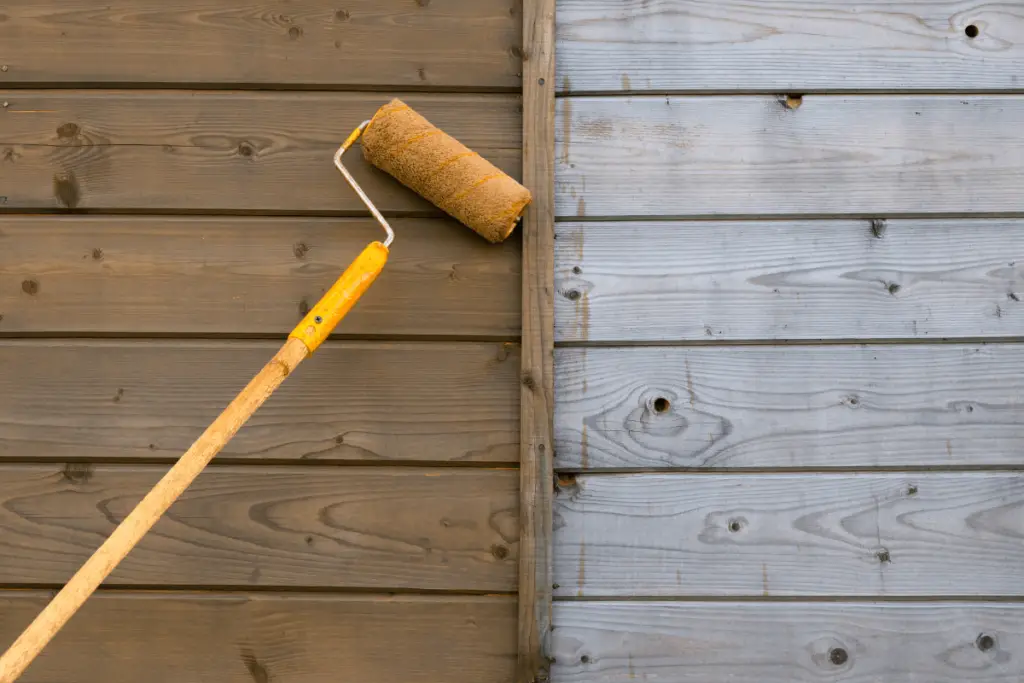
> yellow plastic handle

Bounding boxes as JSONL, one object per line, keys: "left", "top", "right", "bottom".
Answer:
{"left": 289, "top": 241, "right": 389, "bottom": 353}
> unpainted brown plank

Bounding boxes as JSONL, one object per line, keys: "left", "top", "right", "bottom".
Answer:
{"left": 552, "top": 601, "right": 1024, "bottom": 683}
{"left": 0, "top": 216, "right": 520, "bottom": 337}
{"left": 0, "top": 1, "right": 521, "bottom": 89}
{"left": 519, "top": 0, "right": 556, "bottom": 681}
{"left": 1, "top": 592, "right": 516, "bottom": 683}
{"left": 0, "top": 340, "right": 519, "bottom": 464}
{"left": 555, "top": 472, "right": 1024, "bottom": 597}
{"left": 0, "top": 91, "right": 521, "bottom": 213}
{"left": 555, "top": 345, "right": 1024, "bottom": 470}
{"left": 557, "top": 0, "right": 1024, "bottom": 93}
{"left": 0, "top": 465, "right": 518, "bottom": 590}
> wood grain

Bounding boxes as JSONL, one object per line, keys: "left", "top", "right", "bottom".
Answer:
{"left": 556, "top": 0, "right": 1024, "bottom": 93}
{"left": 0, "top": 216, "right": 520, "bottom": 337}
{"left": 552, "top": 601, "right": 1024, "bottom": 683}
{"left": 0, "top": 340, "right": 518, "bottom": 464}
{"left": 0, "top": 91, "right": 520, "bottom": 213}
{"left": 555, "top": 345, "right": 1024, "bottom": 470}
{"left": 555, "top": 219, "right": 1024, "bottom": 341}
{"left": 0, "top": 465, "right": 518, "bottom": 590}
{"left": 519, "top": 0, "right": 556, "bottom": 680}
{"left": 0, "top": 0, "right": 521, "bottom": 89}
{"left": 555, "top": 96, "right": 1024, "bottom": 217}
{"left": 554, "top": 472, "right": 1024, "bottom": 597}
{"left": 1, "top": 592, "right": 515, "bottom": 683}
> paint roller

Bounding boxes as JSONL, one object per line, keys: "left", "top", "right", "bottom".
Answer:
{"left": 0, "top": 98, "right": 532, "bottom": 683}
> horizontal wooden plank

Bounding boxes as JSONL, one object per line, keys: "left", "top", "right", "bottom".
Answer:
{"left": 556, "top": 96, "right": 1024, "bottom": 217}
{"left": 0, "top": 216, "right": 520, "bottom": 337}
{"left": 554, "top": 345, "right": 1024, "bottom": 470}
{"left": 2, "top": 592, "right": 515, "bottom": 683}
{"left": 0, "top": 340, "right": 518, "bottom": 464}
{"left": 0, "top": 91, "right": 520, "bottom": 212}
{"left": 552, "top": 601, "right": 1024, "bottom": 683}
{"left": 0, "top": 465, "right": 518, "bottom": 590}
{"left": 554, "top": 219, "right": 1024, "bottom": 341}
{"left": 556, "top": 0, "right": 1024, "bottom": 93}
{"left": 0, "top": 1, "right": 521, "bottom": 88}
{"left": 554, "top": 473, "right": 1024, "bottom": 596}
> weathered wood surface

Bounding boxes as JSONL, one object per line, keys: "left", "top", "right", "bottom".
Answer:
{"left": 519, "top": 0, "right": 556, "bottom": 679}
{"left": 0, "top": 465, "right": 518, "bottom": 590}
{"left": 554, "top": 219, "right": 1024, "bottom": 342}
{"left": 1, "top": 592, "right": 516, "bottom": 683}
{"left": 0, "top": 216, "right": 519, "bottom": 337}
{"left": 555, "top": 96, "right": 1024, "bottom": 217}
{"left": 554, "top": 345, "right": 1024, "bottom": 470}
{"left": 551, "top": 601, "right": 1024, "bottom": 683}
{"left": 556, "top": 0, "right": 1024, "bottom": 93}
{"left": 0, "top": 340, "right": 518, "bottom": 464}
{"left": 554, "top": 473, "right": 1024, "bottom": 596}
{"left": 0, "top": 91, "right": 520, "bottom": 213}
{"left": 0, "top": 1, "right": 521, "bottom": 89}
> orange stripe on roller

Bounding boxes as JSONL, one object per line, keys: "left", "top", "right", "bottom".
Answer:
{"left": 450, "top": 172, "right": 503, "bottom": 203}
{"left": 435, "top": 150, "right": 480, "bottom": 173}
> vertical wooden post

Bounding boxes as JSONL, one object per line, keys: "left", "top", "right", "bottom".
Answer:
{"left": 518, "top": 0, "right": 555, "bottom": 681}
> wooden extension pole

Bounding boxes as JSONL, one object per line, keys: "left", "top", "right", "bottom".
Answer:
{"left": 0, "top": 241, "right": 389, "bottom": 683}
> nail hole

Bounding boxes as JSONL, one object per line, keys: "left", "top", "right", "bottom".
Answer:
{"left": 653, "top": 397, "right": 670, "bottom": 413}
{"left": 965, "top": 24, "right": 979, "bottom": 38}
{"left": 728, "top": 519, "right": 742, "bottom": 532}
{"left": 580, "top": 655, "right": 590, "bottom": 664}
{"left": 977, "top": 633, "right": 995, "bottom": 651}
{"left": 538, "top": 77, "right": 545, "bottom": 85}
{"left": 829, "top": 648, "right": 848, "bottom": 666}
{"left": 314, "top": 315, "right": 324, "bottom": 324}
{"left": 572, "top": 266, "right": 582, "bottom": 274}
{"left": 566, "top": 289, "right": 581, "bottom": 301}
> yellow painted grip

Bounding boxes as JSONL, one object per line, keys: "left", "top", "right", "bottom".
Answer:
{"left": 289, "top": 241, "right": 388, "bottom": 353}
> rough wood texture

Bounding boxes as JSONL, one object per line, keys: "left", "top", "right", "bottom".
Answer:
{"left": 0, "top": 216, "right": 519, "bottom": 337}
{"left": 554, "top": 219, "right": 1024, "bottom": 342}
{"left": 0, "top": 340, "right": 519, "bottom": 464}
{"left": 554, "top": 473, "right": 1024, "bottom": 597}
{"left": 0, "top": 338, "right": 311, "bottom": 683}
{"left": 0, "top": 465, "right": 518, "bottom": 590}
{"left": 551, "top": 601, "right": 1024, "bottom": 683}
{"left": 0, "top": 91, "right": 520, "bottom": 213}
{"left": 555, "top": 345, "right": 1024, "bottom": 470}
{"left": 556, "top": 0, "right": 1024, "bottom": 93}
{"left": 1, "top": 592, "right": 516, "bottom": 683}
{"left": 0, "top": 1, "right": 521, "bottom": 89}
{"left": 519, "top": 0, "right": 555, "bottom": 679}
{"left": 555, "top": 96, "right": 1024, "bottom": 217}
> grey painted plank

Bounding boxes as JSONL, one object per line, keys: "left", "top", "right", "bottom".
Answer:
{"left": 552, "top": 602, "right": 1024, "bottom": 683}
{"left": 554, "top": 473, "right": 1024, "bottom": 596}
{"left": 554, "top": 345, "right": 1024, "bottom": 470}
{"left": 555, "top": 219, "right": 1024, "bottom": 341}
{"left": 556, "top": 96, "right": 1024, "bottom": 217}
{"left": 556, "top": 0, "right": 1024, "bottom": 92}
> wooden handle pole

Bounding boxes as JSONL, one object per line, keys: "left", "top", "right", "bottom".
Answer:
{"left": 0, "top": 337, "right": 310, "bottom": 683}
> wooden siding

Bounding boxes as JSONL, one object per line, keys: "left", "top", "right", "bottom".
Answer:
{"left": 556, "top": 95, "right": 1024, "bottom": 218}
{"left": 552, "top": 602, "right": 1023, "bottom": 683}
{"left": 0, "top": 340, "right": 518, "bottom": 464}
{"left": 556, "top": 0, "right": 1024, "bottom": 93}
{"left": 555, "top": 219, "right": 1024, "bottom": 342}
{"left": 2, "top": 2, "right": 527, "bottom": 681}
{"left": 555, "top": 345, "right": 1024, "bottom": 470}
{"left": 554, "top": 2, "right": 1024, "bottom": 681}
{"left": 2, "top": 592, "right": 516, "bottom": 683}
{"left": 0, "top": 91, "right": 520, "bottom": 213}
{"left": 0, "top": 1, "right": 522, "bottom": 89}
{"left": 554, "top": 472, "right": 1024, "bottom": 597}
{"left": 1, "top": 216, "right": 520, "bottom": 337}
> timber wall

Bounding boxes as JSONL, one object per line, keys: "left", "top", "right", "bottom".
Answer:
{"left": 550, "top": 2, "right": 1024, "bottom": 682}
{"left": 0, "top": 3, "right": 525, "bottom": 681}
